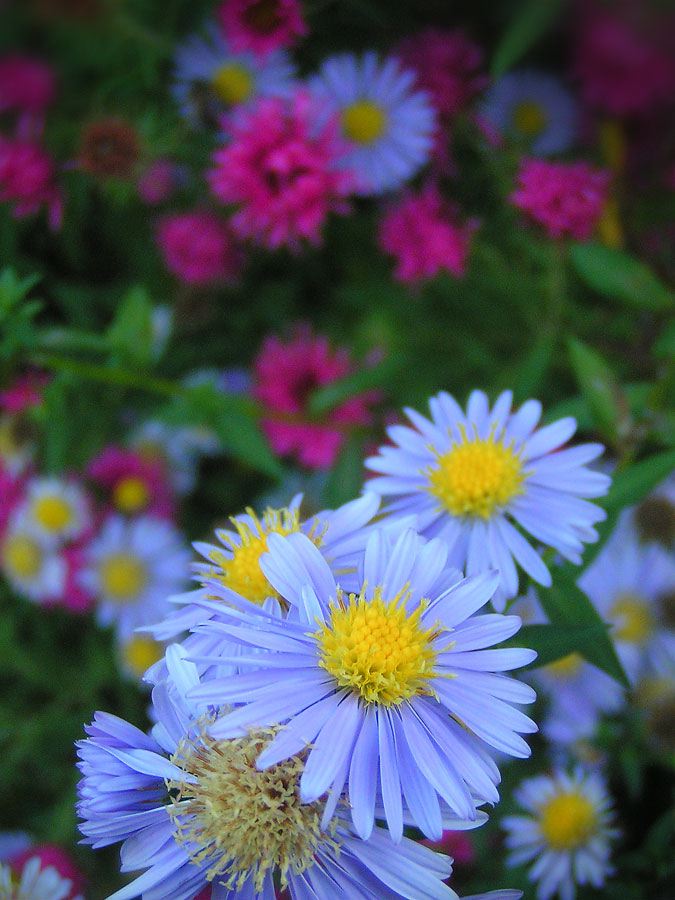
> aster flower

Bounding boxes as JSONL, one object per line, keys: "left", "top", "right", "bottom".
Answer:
{"left": 78, "top": 515, "right": 190, "bottom": 640}
{"left": 511, "top": 158, "right": 610, "bottom": 241}
{"left": 579, "top": 518, "right": 675, "bottom": 683}
{"left": 309, "top": 52, "right": 437, "bottom": 195}
{"left": 78, "top": 644, "right": 511, "bottom": 900}
{"left": 18, "top": 475, "right": 91, "bottom": 547}
{"left": 365, "top": 389, "right": 610, "bottom": 607}
{"left": 0, "top": 516, "right": 65, "bottom": 604}
{"left": 209, "top": 89, "right": 353, "bottom": 249}
{"left": 253, "top": 327, "right": 376, "bottom": 468}
{"left": 0, "top": 857, "right": 81, "bottom": 900}
{"left": 172, "top": 22, "right": 295, "bottom": 128}
{"left": 156, "top": 210, "right": 240, "bottom": 286}
{"left": 480, "top": 70, "right": 577, "bottom": 157}
{"left": 217, "top": 0, "right": 307, "bottom": 57}
{"left": 0, "top": 137, "right": 63, "bottom": 229}
{"left": 189, "top": 526, "right": 537, "bottom": 840}
{"left": 87, "top": 446, "right": 174, "bottom": 519}
{"left": 502, "top": 768, "right": 618, "bottom": 900}
{"left": 378, "top": 184, "right": 477, "bottom": 284}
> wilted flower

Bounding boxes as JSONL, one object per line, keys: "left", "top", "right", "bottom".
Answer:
{"left": 78, "top": 118, "right": 140, "bottom": 179}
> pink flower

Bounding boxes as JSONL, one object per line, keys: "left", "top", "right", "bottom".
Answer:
{"left": 421, "top": 831, "right": 475, "bottom": 866}
{"left": 209, "top": 90, "right": 353, "bottom": 250}
{"left": 511, "top": 158, "right": 610, "bottom": 241}
{"left": 9, "top": 844, "right": 85, "bottom": 898}
{"left": 0, "top": 372, "right": 49, "bottom": 414}
{"left": 87, "top": 446, "right": 175, "bottom": 519}
{"left": 0, "top": 137, "right": 62, "bottom": 229}
{"left": 0, "top": 54, "right": 56, "bottom": 137}
{"left": 217, "top": 0, "right": 307, "bottom": 57}
{"left": 395, "top": 28, "right": 485, "bottom": 120}
{"left": 0, "top": 465, "right": 26, "bottom": 540}
{"left": 61, "top": 543, "right": 95, "bottom": 613}
{"left": 574, "top": 12, "right": 675, "bottom": 117}
{"left": 137, "top": 159, "right": 178, "bottom": 205}
{"left": 156, "top": 210, "right": 240, "bottom": 285}
{"left": 378, "top": 184, "right": 477, "bottom": 284}
{"left": 253, "top": 327, "right": 376, "bottom": 469}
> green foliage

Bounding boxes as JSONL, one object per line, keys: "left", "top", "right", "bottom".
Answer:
{"left": 570, "top": 243, "right": 675, "bottom": 312}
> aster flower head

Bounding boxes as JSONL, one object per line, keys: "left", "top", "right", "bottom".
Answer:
{"left": 0, "top": 857, "right": 81, "bottom": 900}
{"left": 511, "top": 158, "right": 610, "bottom": 241}
{"left": 365, "top": 389, "right": 611, "bottom": 608}
{"left": 480, "top": 70, "right": 578, "bottom": 157}
{"left": 78, "top": 118, "right": 140, "bottom": 179}
{"left": 0, "top": 137, "right": 63, "bottom": 229}
{"left": 17, "top": 475, "right": 91, "bottom": 547}
{"left": 189, "top": 526, "right": 537, "bottom": 841}
{"left": 209, "top": 89, "right": 354, "bottom": 249}
{"left": 253, "top": 327, "right": 376, "bottom": 468}
{"left": 79, "top": 514, "right": 190, "bottom": 640}
{"left": 87, "top": 445, "right": 175, "bottom": 519}
{"left": 217, "top": 0, "right": 307, "bottom": 57}
{"left": 309, "top": 52, "right": 437, "bottom": 195}
{"left": 502, "top": 768, "right": 618, "bottom": 900}
{"left": 172, "top": 22, "right": 295, "bottom": 128}
{"left": 157, "top": 210, "right": 240, "bottom": 286}
{"left": 1, "top": 516, "right": 65, "bottom": 604}
{"left": 378, "top": 183, "right": 477, "bottom": 284}
{"left": 77, "top": 644, "right": 509, "bottom": 900}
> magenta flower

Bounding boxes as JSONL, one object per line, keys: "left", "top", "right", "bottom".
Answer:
{"left": 511, "top": 158, "right": 610, "bottom": 241}
{"left": 137, "top": 159, "right": 178, "bottom": 205}
{"left": 0, "top": 137, "right": 63, "bottom": 229}
{"left": 209, "top": 90, "right": 353, "bottom": 250}
{"left": 379, "top": 184, "right": 477, "bottom": 284}
{"left": 0, "top": 466, "right": 27, "bottom": 541}
{"left": 217, "top": 0, "right": 307, "bottom": 57}
{"left": 0, "top": 54, "right": 56, "bottom": 137}
{"left": 87, "top": 446, "right": 175, "bottom": 519}
{"left": 0, "top": 372, "right": 49, "bottom": 414}
{"left": 253, "top": 327, "right": 376, "bottom": 469}
{"left": 156, "top": 210, "right": 240, "bottom": 286}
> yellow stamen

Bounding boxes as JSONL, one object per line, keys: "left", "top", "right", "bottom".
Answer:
{"left": 513, "top": 101, "right": 548, "bottom": 137}
{"left": 545, "top": 652, "right": 583, "bottom": 680}
{"left": 539, "top": 791, "right": 598, "bottom": 851}
{"left": 342, "top": 100, "right": 387, "bottom": 144}
{"left": 610, "top": 592, "right": 654, "bottom": 645}
{"left": 122, "top": 636, "right": 164, "bottom": 676}
{"left": 32, "top": 495, "right": 73, "bottom": 533}
{"left": 99, "top": 553, "right": 147, "bottom": 602}
{"left": 2, "top": 534, "right": 42, "bottom": 578}
{"left": 113, "top": 476, "right": 150, "bottom": 514}
{"left": 212, "top": 63, "right": 254, "bottom": 105}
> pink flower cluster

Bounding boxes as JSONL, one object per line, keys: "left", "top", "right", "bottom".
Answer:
{"left": 378, "top": 184, "right": 477, "bottom": 284}
{"left": 0, "top": 137, "right": 63, "bottom": 229}
{"left": 511, "top": 158, "right": 610, "bottom": 241}
{"left": 156, "top": 210, "right": 240, "bottom": 285}
{"left": 0, "top": 54, "right": 56, "bottom": 136}
{"left": 253, "top": 327, "right": 377, "bottom": 469}
{"left": 209, "top": 90, "right": 353, "bottom": 250}
{"left": 217, "top": 0, "right": 306, "bottom": 56}
{"left": 0, "top": 371, "right": 49, "bottom": 414}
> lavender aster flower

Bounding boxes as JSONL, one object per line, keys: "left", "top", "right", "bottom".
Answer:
{"left": 365, "top": 390, "right": 611, "bottom": 608}
{"left": 188, "top": 526, "right": 537, "bottom": 841}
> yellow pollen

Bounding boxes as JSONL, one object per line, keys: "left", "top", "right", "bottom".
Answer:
{"left": 32, "top": 495, "right": 73, "bottom": 533}
{"left": 113, "top": 476, "right": 150, "bottom": 514}
{"left": 212, "top": 63, "right": 254, "bottom": 105}
{"left": 426, "top": 429, "right": 525, "bottom": 519}
{"left": 513, "top": 100, "right": 548, "bottom": 137}
{"left": 610, "top": 592, "right": 654, "bottom": 645}
{"left": 99, "top": 553, "right": 147, "bottom": 602}
{"left": 317, "top": 585, "right": 443, "bottom": 706}
{"left": 539, "top": 791, "right": 598, "bottom": 851}
{"left": 2, "top": 534, "right": 42, "bottom": 578}
{"left": 122, "top": 636, "right": 164, "bottom": 676}
{"left": 545, "top": 652, "right": 583, "bottom": 680}
{"left": 168, "top": 727, "right": 337, "bottom": 892}
{"left": 342, "top": 100, "right": 387, "bottom": 144}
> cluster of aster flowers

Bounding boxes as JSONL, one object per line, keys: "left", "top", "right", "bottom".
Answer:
{"left": 74, "top": 384, "right": 645, "bottom": 900}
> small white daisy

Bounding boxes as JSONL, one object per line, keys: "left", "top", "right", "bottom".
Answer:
{"left": 172, "top": 22, "right": 296, "bottom": 128}
{"left": 79, "top": 515, "right": 190, "bottom": 640}
{"left": 502, "top": 768, "right": 618, "bottom": 900}
{"left": 0, "top": 856, "right": 81, "bottom": 900}
{"left": 310, "top": 51, "right": 437, "bottom": 195}
{"left": 366, "top": 389, "right": 611, "bottom": 608}
{"left": 19, "top": 476, "right": 91, "bottom": 548}
{"left": 1, "top": 515, "right": 65, "bottom": 603}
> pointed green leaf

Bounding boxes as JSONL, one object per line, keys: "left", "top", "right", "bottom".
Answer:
{"left": 509, "top": 623, "right": 609, "bottom": 670}
{"left": 107, "top": 285, "right": 155, "bottom": 368}
{"left": 308, "top": 359, "right": 392, "bottom": 416}
{"left": 570, "top": 242, "right": 674, "bottom": 312}
{"left": 491, "top": 0, "right": 563, "bottom": 77}
{"left": 567, "top": 337, "right": 627, "bottom": 445}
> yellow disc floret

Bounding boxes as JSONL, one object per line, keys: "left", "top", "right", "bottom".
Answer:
{"left": 545, "top": 652, "right": 583, "bottom": 680}
{"left": 2, "top": 534, "right": 43, "bottom": 578}
{"left": 317, "top": 585, "right": 442, "bottom": 705}
{"left": 426, "top": 429, "right": 525, "bottom": 519}
{"left": 342, "top": 100, "right": 387, "bottom": 144}
{"left": 32, "top": 495, "right": 73, "bottom": 533}
{"left": 168, "top": 727, "right": 337, "bottom": 892}
{"left": 539, "top": 791, "right": 598, "bottom": 851}
{"left": 113, "top": 476, "right": 150, "bottom": 514}
{"left": 212, "top": 63, "right": 254, "bottom": 105}
{"left": 122, "top": 635, "right": 164, "bottom": 676}
{"left": 610, "top": 592, "right": 654, "bottom": 645}
{"left": 99, "top": 553, "right": 147, "bottom": 602}
{"left": 513, "top": 100, "right": 548, "bottom": 136}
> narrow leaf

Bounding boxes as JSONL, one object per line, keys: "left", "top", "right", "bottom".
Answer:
{"left": 491, "top": 0, "right": 563, "bottom": 77}
{"left": 570, "top": 243, "right": 674, "bottom": 312}
{"left": 567, "top": 337, "right": 627, "bottom": 445}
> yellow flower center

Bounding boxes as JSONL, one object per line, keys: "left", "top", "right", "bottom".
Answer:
{"left": 545, "top": 652, "right": 583, "bottom": 680}
{"left": 2, "top": 534, "right": 43, "bottom": 578}
{"left": 113, "top": 475, "right": 150, "bottom": 514}
{"left": 539, "top": 791, "right": 598, "bottom": 851}
{"left": 212, "top": 63, "right": 254, "bottom": 105}
{"left": 342, "top": 100, "right": 387, "bottom": 144}
{"left": 513, "top": 100, "right": 548, "bottom": 137}
{"left": 427, "top": 430, "right": 525, "bottom": 519}
{"left": 99, "top": 553, "right": 147, "bottom": 602}
{"left": 206, "top": 507, "right": 308, "bottom": 605}
{"left": 168, "top": 727, "right": 337, "bottom": 892}
{"left": 32, "top": 495, "right": 73, "bottom": 533}
{"left": 610, "top": 592, "right": 654, "bottom": 645}
{"left": 317, "top": 586, "right": 442, "bottom": 706}
{"left": 122, "top": 635, "right": 164, "bottom": 676}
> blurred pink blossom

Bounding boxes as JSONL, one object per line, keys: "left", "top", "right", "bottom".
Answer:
{"left": 87, "top": 446, "right": 175, "bottom": 519}
{"left": 217, "top": 0, "right": 307, "bottom": 56}
{"left": 157, "top": 210, "right": 240, "bottom": 286}
{"left": 137, "top": 159, "right": 178, "bottom": 205}
{"left": 0, "top": 137, "right": 63, "bottom": 229}
{"left": 0, "top": 372, "right": 49, "bottom": 414}
{"left": 9, "top": 844, "right": 85, "bottom": 898}
{"left": 0, "top": 54, "right": 56, "bottom": 137}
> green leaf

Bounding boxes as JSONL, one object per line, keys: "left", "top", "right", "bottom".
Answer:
{"left": 491, "top": 0, "right": 563, "bottom": 77}
{"left": 569, "top": 243, "right": 675, "bottom": 312}
{"left": 511, "top": 623, "right": 609, "bottom": 669}
{"left": 107, "top": 285, "right": 155, "bottom": 368}
{"left": 512, "top": 331, "right": 555, "bottom": 401}
{"left": 323, "top": 436, "right": 365, "bottom": 508}
{"left": 308, "top": 358, "right": 392, "bottom": 416}
{"left": 567, "top": 337, "right": 627, "bottom": 445}
{"left": 604, "top": 449, "right": 675, "bottom": 514}
{"left": 40, "top": 376, "right": 71, "bottom": 474}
